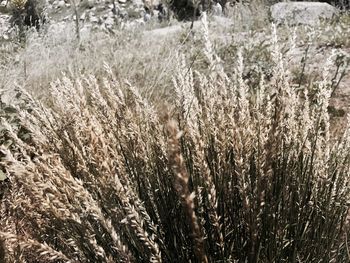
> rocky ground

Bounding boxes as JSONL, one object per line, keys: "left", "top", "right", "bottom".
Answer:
{"left": 0, "top": 0, "right": 168, "bottom": 39}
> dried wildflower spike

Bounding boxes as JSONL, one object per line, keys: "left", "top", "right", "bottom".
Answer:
{"left": 200, "top": 11, "right": 223, "bottom": 73}
{"left": 167, "top": 120, "right": 208, "bottom": 263}
{"left": 0, "top": 232, "right": 71, "bottom": 262}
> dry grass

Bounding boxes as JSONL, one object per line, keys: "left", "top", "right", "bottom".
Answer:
{"left": 0, "top": 20, "right": 182, "bottom": 103}
{"left": 0, "top": 4, "right": 350, "bottom": 263}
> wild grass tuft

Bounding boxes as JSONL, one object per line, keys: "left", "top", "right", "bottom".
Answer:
{"left": 0, "top": 11, "right": 350, "bottom": 263}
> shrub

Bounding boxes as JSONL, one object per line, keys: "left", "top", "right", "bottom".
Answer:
{"left": 9, "top": 0, "right": 45, "bottom": 40}
{"left": 167, "top": 0, "right": 199, "bottom": 21}
{"left": 167, "top": 0, "right": 218, "bottom": 21}
{"left": 0, "top": 13, "right": 349, "bottom": 263}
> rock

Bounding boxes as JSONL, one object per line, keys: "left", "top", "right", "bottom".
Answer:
{"left": 84, "top": 0, "right": 95, "bottom": 8}
{"left": 80, "top": 12, "right": 86, "bottom": 20}
{"left": 119, "top": 9, "right": 129, "bottom": 19}
{"left": 143, "top": 12, "right": 151, "bottom": 22}
{"left": 118, "top": 0, "right": 126, "bottom": 3}
{"left": 57, "top": 0, "right": 65, "bottom": 9}
{"left": 144, "top": 0, "right": 160, "bottom": 7}
{"left": 104, "top": 17, "right": 114, "bottom": 26}
{"left": 90, "top": 16, "right": 99, "bottom": 23}
{"left": 127, "top": 7, "right": 142, "bottom": 18}
{"left": 133, "top": 0, "right": 143, "bottom": 7}
{"left": 270, "top": 2, "right": 338, "bottom": 26}
{"left": 95, "top": 6, "right": 106, "bottom": 12}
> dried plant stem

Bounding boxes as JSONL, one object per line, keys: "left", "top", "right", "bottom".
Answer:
{"left": 167, "top": 120, "right": 208, "bottom": 263}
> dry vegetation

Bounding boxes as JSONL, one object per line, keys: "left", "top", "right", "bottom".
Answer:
{"left": 1, "top": 2, "right": 350, "bottom": 262}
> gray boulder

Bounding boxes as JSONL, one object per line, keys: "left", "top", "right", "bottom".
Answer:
{"left": 270, "top": 2, "right": 338, "bottom": 26}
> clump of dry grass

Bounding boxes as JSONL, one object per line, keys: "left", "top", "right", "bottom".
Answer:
{"left": 0, "top": 12, "right": 350, "bottom": 263}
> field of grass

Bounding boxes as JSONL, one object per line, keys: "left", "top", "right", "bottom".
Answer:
{"left": 0, "top": 1, "right": 350, "bottom": 262}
